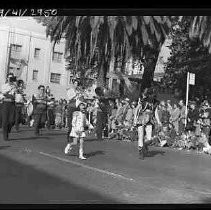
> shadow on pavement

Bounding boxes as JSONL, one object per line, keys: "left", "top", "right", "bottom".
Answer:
{"left": 0, "top": 146, "right": 11, "bottom": 150}
{"left": 200, "top": 197, "right": 211, "bottom": 203}
{"left": 85, "top": 150, "right": 105, "bottom": 158}
{"left": 146, "top": 150, "right": 165, "bottom": 157}
{"left": 0, "top": 153, "right": 120, "bottom": 204}
{"left": 10, "top": 136, "right": 50, "bottom": 141}
{"left": 45, "top": 132, "right": 65, "bottom": 136}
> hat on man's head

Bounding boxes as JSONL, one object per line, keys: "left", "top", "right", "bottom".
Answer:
{"left": 7, "top": 73, "right": 14, "bottom": 78}
{"left": 189, "top": 100, "right": 196, "bottom": 106}
{"left": 76, "top": 97, "right": 87, "bottom": 108}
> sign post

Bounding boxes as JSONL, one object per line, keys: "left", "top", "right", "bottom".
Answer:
{"left": 185, "top": 72, "right": 195, "bottom": 127}
{"left": 185, "top": 72, "right": 190, "bottom": 128}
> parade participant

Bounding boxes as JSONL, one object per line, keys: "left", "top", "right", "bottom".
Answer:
{"left": 46, "top": 96, "right": 56, "bottom": 130}
{"left": 14, "top": 80, "right": 26, "bottom": 131}
{"left": 1, "top": 73, "right": 17, "bottom": 140}
{"left": 64, "top": 100, "right": 94, "bottom": 159}
{"left": 33, "top": 85, "right": 48, "bottom": 136}
{"left": 95, "top": 87, "right": 109, "bottom": 141}
{"left": 66, "top": 79, "right": 80, "bottom": 142}
{"left": 134, "top": 96, "right": 154, "bottom": 160}
{"left": 66, "top": 99, "right": 79, "bottom": 142}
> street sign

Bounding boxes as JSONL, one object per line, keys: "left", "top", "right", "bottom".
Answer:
{"left": 189, "top": 73, "right": 195, "bottom": 85}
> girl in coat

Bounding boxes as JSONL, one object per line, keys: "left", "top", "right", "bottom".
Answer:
{"left": 64, "top": 100, "right": 93, "bottom": 160}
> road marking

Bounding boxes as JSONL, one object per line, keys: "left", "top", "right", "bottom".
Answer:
{"left": 39, "top": 152, "right": 211, "bottom": 196}
{"left": 39, "top": 151, "right": 135, "bottom": 182}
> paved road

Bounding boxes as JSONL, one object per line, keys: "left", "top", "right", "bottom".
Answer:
{"left": 0, "top": 126, "right": 211, "bottom": 204}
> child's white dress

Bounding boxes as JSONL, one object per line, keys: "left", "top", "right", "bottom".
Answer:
{"left": 70, "top": 111, "right": 92, "bottom": 138}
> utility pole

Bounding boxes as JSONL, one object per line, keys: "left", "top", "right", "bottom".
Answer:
{"left": 5, "top": 29, "right": 11, "bottom": 80}
{"left": 25, "top": 32, "right": 32, "bottom": 84}
{"left": 7, "top": 43, "right": 12, "bottom": 76}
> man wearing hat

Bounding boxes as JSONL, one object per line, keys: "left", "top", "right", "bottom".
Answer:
{"left": 1, "top": 73, "right": 17, "bottom": 140}
{"left": 33, "top": 85, "right": 48, "bottom": 136}
{"left": 95, "top": 87, "right": 109, "bottom": 141}
{"left": 134, "top": 96, "right": 154, "bottom": 160}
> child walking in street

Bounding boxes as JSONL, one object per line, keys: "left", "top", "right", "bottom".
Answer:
{"left": 64, "top": 99, "right": 93, "bottom": 160}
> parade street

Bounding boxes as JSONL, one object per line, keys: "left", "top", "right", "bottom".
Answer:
{"left": 0, "top": 127, "right": 211, "bottom": 204}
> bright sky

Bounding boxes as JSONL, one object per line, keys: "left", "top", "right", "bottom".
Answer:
{"left": 0, "top": 17, "right": 46, "bottom": 34}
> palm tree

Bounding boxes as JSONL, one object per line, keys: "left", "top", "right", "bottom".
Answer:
{"left": 189, "top": 16, "right": 211, "bottom": 53}
{"left": 36, "top": 16, "right": 172, "bottom": 95}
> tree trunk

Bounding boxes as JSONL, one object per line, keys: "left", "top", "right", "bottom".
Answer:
{"left": 140, "top": 50, "right": 160, "bottom": 94}
{"left": 97, "top": 57, "right": 108, "bottom": 88}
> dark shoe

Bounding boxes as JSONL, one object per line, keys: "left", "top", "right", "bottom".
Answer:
{"left": 35, "top": 130, "right": 40, "bottom": 136}
{"left": 139, "top": 147, "right": 144, "bottom": 160}
{"left": 143, "top": 144, "right": 149, "bottom": 156}
{"left": 3, "top": 133, "right": 9, "bottom": 141}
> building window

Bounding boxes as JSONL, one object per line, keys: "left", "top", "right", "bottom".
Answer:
{"left": 34, "top": 48, "right": 40, "bottom": 58}
{"left": 11, "top": 44, "right": 22, "bottom": 52}
{"left": 32, "top": 70, "right": 38, "bottom": 81}
{"left": 52, "top": 52, "right": 63, "bottom": 62}
{"left": 50, "top": 73, "right": 61, "bottom": 84}
{"left": 11, "top": 44, "right": 22, "bottom": 58}
{"left": 69, "top": 75, "right": 74, "bottom": 84}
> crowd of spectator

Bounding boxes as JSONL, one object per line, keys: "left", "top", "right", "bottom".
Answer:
{"left": 12, "top": 84, "right": 211, "bottom": 156}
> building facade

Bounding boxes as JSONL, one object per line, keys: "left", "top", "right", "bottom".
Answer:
{"left": 0, "top": 18, "right": 71, "bottom": 99}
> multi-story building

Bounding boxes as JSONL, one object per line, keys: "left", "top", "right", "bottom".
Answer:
{"left": 0, "top": 17, "right": 71, "bottom": 99}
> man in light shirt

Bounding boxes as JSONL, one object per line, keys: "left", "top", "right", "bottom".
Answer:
{"left": 1, "top": 73, "right": 17, "bottom": 140}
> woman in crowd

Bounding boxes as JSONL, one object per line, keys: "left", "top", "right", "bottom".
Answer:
{"left": 170, "top": 103, "right": 180, "bottom": 135}
{"left": 178, "top": 100, "right": 186, "bottom": 134}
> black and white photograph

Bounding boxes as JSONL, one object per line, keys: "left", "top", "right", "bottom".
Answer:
{"left": 0, "top": 10, "right": 211, "bottom": 205}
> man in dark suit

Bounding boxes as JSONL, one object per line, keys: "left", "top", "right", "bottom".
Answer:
{"left": 95, "top": 87, "right": 110, "bottom": 141}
